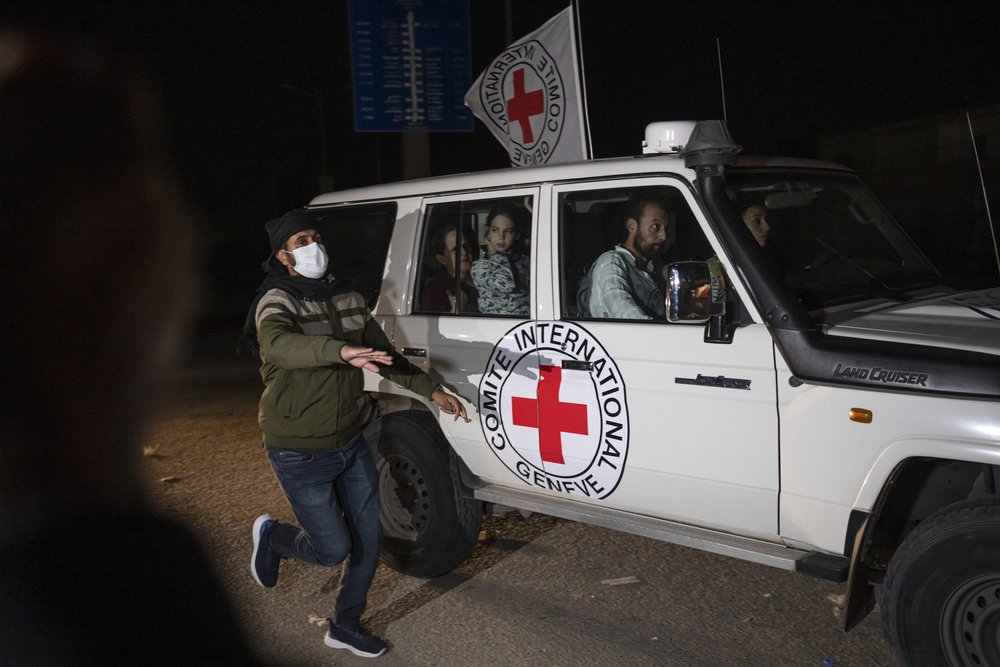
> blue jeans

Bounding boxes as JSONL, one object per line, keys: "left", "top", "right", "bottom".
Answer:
{"left": 266, "top": 432, "right": 380, "bottom": 629}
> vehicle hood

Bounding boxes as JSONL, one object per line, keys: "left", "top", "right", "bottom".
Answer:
{"left": 826, "top": 287, "right": 1000, "bottom": 356}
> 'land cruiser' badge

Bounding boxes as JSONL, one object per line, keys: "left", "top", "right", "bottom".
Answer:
{"left": 478, "top": 321, "right": 629, "bottom": 499}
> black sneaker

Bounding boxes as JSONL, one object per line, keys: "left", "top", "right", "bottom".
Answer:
{"left": 324, "top": 622, "right": 387, "bottom": 658}
{"left": 250, "top": 514, "right": 280, "bottom": 588}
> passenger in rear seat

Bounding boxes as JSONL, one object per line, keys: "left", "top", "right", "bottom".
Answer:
{"left": 421, "top": 224, "right": 479, "bottom": 313}
{"left": 471, "top": 201, "right": 531, "bottom": 316}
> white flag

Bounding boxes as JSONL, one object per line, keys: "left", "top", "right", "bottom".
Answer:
{"left": 464, "top": 5, "right": 591, "bottom": 167}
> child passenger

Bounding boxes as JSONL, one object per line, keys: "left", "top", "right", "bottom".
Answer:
{"left": 470, "top": 202, "right": 530, "bottom": 316}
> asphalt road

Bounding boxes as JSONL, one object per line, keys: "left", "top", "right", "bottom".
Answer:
{"left": 141, "top": 339, "right": 895, "bottom": 666}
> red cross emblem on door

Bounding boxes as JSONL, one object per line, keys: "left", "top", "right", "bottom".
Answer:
{"left": 506, "top": 67, "right": 544, "bottom": 144}
{"left": 511, "top": 364, "right": 589, "bottom": 464}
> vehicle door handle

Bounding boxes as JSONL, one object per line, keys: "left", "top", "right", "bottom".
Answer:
{"left": 562, "top": 359, "right": 594, "bottom": 372}
{"left": 402, "top": 347, "right": 427, "bottom": 358}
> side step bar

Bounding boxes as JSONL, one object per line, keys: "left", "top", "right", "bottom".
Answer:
{"left": 474, "top": 483, "right": 808, "bottom": 571}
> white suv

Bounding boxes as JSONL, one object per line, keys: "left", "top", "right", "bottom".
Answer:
{"left": 305, "top": 120, "right": 1000, "bottom": 666}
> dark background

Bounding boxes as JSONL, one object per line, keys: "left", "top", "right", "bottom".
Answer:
{"left": 5, "top": 1, "right": 999, "bottom": 325}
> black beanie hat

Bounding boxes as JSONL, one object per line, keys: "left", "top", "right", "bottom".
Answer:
{"left": 262, "top": 208, "right": 318, "bottom": 273}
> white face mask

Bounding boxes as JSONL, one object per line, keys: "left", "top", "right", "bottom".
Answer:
{"left": 286, "top": 241, "right": 328, "bottom": 279}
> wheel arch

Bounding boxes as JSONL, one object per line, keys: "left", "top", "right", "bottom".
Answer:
{"left": 366, "top": 391, "right": 484, "bottom": 492}
{"left": 367, "top": 391, "right": 433, "bottom": 419}
{"left": 842, "top": 453, "right": 1000, "bottom": 630}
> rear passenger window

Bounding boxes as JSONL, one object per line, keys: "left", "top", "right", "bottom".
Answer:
{"left": 416, "top": 195, "right": 533, "bottom": 317}
{"left": 313, "top": 202, "right": 396, "bottom": 310}
{"left": 560, "top": 185, "right": 713, "bottom": 321}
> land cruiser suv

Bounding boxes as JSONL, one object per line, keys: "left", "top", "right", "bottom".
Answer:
{"left": 305, "top": 120, "right": 1000, "bottom": 666}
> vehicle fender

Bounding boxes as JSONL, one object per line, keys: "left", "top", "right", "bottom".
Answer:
{"left": 364, "top": 391, "right": 483, "bottom": 495}
{"left": 367, "top": 391, "right": 432, "bottom": 419}
{"left": 843, "top": 441, "right": 1000, "bottom": 631}
{"left": 853, "top": 437, "right": 1000, "bottom": 510}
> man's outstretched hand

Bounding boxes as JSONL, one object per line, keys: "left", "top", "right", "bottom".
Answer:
{"left": 340, "top": 345, "right": 393, "bottom": 373}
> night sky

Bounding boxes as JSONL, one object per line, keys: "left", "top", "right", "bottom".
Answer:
{"left": 5, "top": 1, "right": 998, "bottom": 319}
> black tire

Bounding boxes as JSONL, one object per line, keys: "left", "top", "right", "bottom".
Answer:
{"left": 880, "top": 496, "right": 1000, "bottom": 667}
{"left": 372, "top": 409, "right": 482, "bottom": 578}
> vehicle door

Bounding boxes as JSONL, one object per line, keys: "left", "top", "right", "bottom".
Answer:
{"left": 388, "top": 187, "right": 543, "bottom": 486}
{"left": 536, "top": 177, "right": 781, "bottom": 539}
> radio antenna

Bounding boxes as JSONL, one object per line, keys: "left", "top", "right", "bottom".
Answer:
{"left": 967, "top": 111, "right": 1000, "bottom": 280}
{"left": 716, "top": 38, "right": 727, "bottom": 123}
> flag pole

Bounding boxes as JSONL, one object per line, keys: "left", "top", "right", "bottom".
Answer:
{"left": 967, "top": 111, "right": 1000, "bottom": 280}
{"left": 571, "top": 0, "right": 593, "bottom": 158}
{"left": 716, "top": 38, "right": 728, "bottom": 123}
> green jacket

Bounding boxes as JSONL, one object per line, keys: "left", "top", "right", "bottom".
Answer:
{"left": 255, "top": 288, "right": 439, "bottom": 450}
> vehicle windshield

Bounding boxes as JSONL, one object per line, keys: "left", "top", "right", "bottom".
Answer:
{"left": 725, "top": 169, "right": 943, "bottom": 310}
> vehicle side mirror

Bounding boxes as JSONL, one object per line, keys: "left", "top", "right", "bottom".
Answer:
{"left": 666, "top": 261, "right": 712, "bottom": 323}
{"left": 666, "top": 260, "right": 735, "bottom": 343}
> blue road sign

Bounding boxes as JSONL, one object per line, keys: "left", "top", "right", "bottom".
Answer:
{"left": 347, "top": 0, "right": 473, "bottom": 132}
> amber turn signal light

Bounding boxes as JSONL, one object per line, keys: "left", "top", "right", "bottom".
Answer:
{"left": 849, "top": 408, "right": 873, "bottom": 424}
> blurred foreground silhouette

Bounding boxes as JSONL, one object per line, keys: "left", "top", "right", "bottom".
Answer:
{"left": 0, "top": 30, "right": 264, "bottom": 666}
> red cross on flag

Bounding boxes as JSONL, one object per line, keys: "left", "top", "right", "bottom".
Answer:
{"left": 464, "top": 5, "right": 592, "bottom": 167}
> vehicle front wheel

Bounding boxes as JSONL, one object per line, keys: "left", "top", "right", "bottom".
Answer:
{"left": 881, "top": 497, "right": 1000, "bottom": 666}
{"left": 371, "top": 409, "right": 482, "bottom": 578}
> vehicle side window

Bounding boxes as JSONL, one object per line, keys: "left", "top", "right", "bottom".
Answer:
{"left": 560, "top": 186, "right": 713, "bottom": 321}
{"left": 313, "top": 202, "right": 396, "bottom": 310}
{"left": 415, "top": 196, "right": 533, "bottom": 317}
